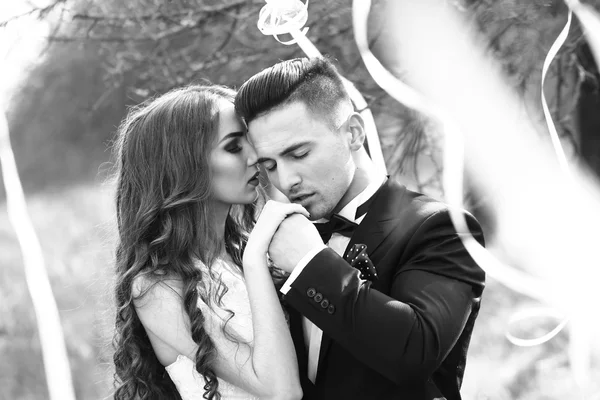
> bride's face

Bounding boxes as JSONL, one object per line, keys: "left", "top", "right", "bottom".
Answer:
{"left": 209, "top": 100, "right": 259, "bottom": 205}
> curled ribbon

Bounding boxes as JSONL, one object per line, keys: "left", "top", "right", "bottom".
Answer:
{"left": 257, "top": 0, "right": 310, "bottom": 45}
{"left": 505, "top": 307, "right": 570, "bottom": 347}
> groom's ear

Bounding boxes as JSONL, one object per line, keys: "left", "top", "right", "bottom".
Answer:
{"left": 347, "top": 113, "right": 366, "bottom": 152}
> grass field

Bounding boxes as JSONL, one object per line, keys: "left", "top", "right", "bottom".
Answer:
{"left": 0, "top": 184, "right": 598, "bottom": 400}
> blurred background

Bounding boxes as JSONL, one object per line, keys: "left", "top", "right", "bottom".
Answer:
{"left": 1, "top": 0, "right": 599, "bottom": 399}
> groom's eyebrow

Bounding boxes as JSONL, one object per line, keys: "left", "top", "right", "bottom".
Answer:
{"left": 256, "top": 141, "right": 311, "bottom": 164}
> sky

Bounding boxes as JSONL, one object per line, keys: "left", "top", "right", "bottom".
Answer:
{"left": 0, "top": 1, "right": 55, "bottom": 109}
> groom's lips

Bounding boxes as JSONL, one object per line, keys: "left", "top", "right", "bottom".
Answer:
{"left": 291, "top": 193, "right": 314, "bottom": 204}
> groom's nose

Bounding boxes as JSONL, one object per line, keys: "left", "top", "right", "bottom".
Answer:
{"left": 276, "top": 164, "right": 301, "bottom": 195}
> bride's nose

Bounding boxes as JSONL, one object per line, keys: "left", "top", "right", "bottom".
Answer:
{"left": 246, "top": 142, "right": 258, "bottom": 166}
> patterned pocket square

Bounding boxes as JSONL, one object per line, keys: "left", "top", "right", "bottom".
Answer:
{"left": 345, "top": 244, "right": 378, "bottom": 281}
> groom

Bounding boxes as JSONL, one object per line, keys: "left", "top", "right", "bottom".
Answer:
{"left": 235, "top": 57, "right": 486, "bottom": 400}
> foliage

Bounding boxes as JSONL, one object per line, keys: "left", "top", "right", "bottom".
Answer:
{"left": 4, "top": 0, "right": 599, "bottom": 197}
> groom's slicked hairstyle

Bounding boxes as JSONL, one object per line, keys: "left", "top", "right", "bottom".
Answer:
{"left": 234, "top": 57, "right": 352, "bottom": 128}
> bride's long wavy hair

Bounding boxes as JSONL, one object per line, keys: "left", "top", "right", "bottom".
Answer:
{"left": 111, "top": 85, "right": 258, "bottom": 400}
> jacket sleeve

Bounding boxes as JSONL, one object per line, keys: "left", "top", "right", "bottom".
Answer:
{"left": 282, "top": 209, "right": 486, "bottom": 385}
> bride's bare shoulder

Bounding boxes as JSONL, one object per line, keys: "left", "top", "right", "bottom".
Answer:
{"left": 131, "top": 272, "right": 185, "bottom": 308}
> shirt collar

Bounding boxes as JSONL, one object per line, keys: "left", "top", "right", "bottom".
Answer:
{"left": 332, "top": 175, "right": 386, "bottom": 223}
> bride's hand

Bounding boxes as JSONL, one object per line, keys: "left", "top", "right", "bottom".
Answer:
{"left": 243, "top": 200, "right": 309, "bottom": 267}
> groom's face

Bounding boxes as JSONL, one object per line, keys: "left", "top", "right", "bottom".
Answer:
{"left": 247, "top": 101, "right": 355, "bottom": 220}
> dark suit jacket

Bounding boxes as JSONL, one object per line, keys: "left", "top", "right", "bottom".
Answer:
{"left": 284, "top": 179, "right": 486, "bottom": 400}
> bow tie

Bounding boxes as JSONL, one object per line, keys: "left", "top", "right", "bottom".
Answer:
{"left": 314, "top": 214, "right": 358, "bottom": 243}
{"left": 312, "top": 190, "right": 378, "bottom": 243}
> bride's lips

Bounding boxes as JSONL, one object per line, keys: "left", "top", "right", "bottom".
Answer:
{"left": 247, "top": 171, "right": 260, "bottom": 186}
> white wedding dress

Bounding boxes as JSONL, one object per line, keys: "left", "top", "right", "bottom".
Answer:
{"left": 165, "top": 259, "right": 259, "bottom": 400}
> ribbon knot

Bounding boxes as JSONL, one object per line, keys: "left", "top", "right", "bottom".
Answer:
{"left": 257, "top": 0, "right": 310, "bottom": 45}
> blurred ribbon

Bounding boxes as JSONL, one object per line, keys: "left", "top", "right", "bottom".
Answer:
{"left": 256, "top": 0, "right": 387, "bottom": 175}
{"left": 351, "top": 0, "right": 554, "bottom": 304}
{"left": 0, "top": 110, "right": 76, "bottom": 400}
{"left": 505, "top": 307, "right": 570, "bottom": 347}
{"left": 352, "top": 0, "right": 598, "bottom": 390}
{"left": 352, "top": 0, "right": 592, "bottom": 363}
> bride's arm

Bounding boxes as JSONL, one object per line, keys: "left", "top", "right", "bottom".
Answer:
{"left": 133, "top": 201, "right": 308, "bottom": 399}
{"left": 234, "top": 201, "right": 311, "bottom": 399}
{"left": 133, "top": 270, "right": 300, "bottom": 400}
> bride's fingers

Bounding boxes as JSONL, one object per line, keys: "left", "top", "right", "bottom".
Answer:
{"left": 278, "top": 203, "right": 310, "bottom": 218}
{"left": 245, "top": 203, "right": 311, "bottom": 260}
{"left": 258, "top": 201, "right": 309, "bottom": 222}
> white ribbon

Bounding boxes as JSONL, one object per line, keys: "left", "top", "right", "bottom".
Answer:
{"left": 0, "top": 110, "right": 76, "bottom": 400}
{"left": 257, "top": 0, "right": 310, "bottom": 45}
{"left": 541, "top": 9, "right": 572, "bottom": 173}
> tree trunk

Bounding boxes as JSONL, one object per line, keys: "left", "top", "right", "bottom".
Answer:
{"left": 576, "top": 41, "right": 600, "bottom": 178}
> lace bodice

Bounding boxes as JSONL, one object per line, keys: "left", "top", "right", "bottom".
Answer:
{"left": 165, "top": 259, "right": 258, "bottom": 400}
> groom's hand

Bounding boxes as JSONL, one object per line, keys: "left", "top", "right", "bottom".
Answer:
{"left": 269, "top": 214, "right": 323, "bottom": 273}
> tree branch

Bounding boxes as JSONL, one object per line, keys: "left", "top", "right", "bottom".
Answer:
{"left": 0, "top": 0, "right": 68, "bottom": 27}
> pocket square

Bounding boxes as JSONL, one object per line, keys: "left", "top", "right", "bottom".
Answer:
{"left": 344, "top": 244, "right": 378, "bottom": 281}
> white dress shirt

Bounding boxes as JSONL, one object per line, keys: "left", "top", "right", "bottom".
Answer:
{"left": 280, "top": 176, "right": 386, "bottom": 384}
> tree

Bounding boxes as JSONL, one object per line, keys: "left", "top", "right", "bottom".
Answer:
{"left": 3, "top": 0, "right": 599, "bottom": 198}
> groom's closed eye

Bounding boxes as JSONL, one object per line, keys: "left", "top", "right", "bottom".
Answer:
{"left": 260, "top": 151, "right": 310, "bottom": 172}
{"left": 257, "top": 141, "right": 313, "bottom": 172}
{"left": 291, "top": 150, "right": 309, "bottom": 159}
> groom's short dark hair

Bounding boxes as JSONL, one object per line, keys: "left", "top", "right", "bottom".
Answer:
{"left": 234, "top": 57, "right": 352, "bottom": 128}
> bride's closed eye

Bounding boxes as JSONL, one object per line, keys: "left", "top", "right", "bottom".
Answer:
{"left": 225, "top": 140, "right": 243, "bottom": 153}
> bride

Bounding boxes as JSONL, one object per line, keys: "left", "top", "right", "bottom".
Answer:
{"left": 111, "top": 85, "right": 304, "bottom": 399}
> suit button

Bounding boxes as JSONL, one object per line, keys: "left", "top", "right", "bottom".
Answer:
{"left": 314, "top": 293, "right": 323, "bottom": 302}
{"left": 320, "top": 299, "right": 329, "bottom": 308}
{"left": 327, "top": 304, "right": 336, "bottom": 314}
{"left": 306, "top": 288, "right": 316, "bottom": 298}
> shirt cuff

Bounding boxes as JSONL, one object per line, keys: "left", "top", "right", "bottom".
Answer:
{"left": 280, "top": 244, "right": 328, "bottom": 295}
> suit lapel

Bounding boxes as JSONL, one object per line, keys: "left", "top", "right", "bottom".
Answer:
{"left": 317, "top": 179, "right": 407, "bottom": 374}
{"left": 345, "top": 178, "right": 405, "bottom": 260}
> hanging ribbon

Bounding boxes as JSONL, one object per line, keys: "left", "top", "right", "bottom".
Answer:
{"left": 0, "top": 111, "right": 76, "bottom": 400}
{"left": 541, "top": 9, "right": 572, "bottom": 173}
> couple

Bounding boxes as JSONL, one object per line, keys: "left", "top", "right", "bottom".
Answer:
{"left": 111, "top": 57, "right": 486, "bottom": 400}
